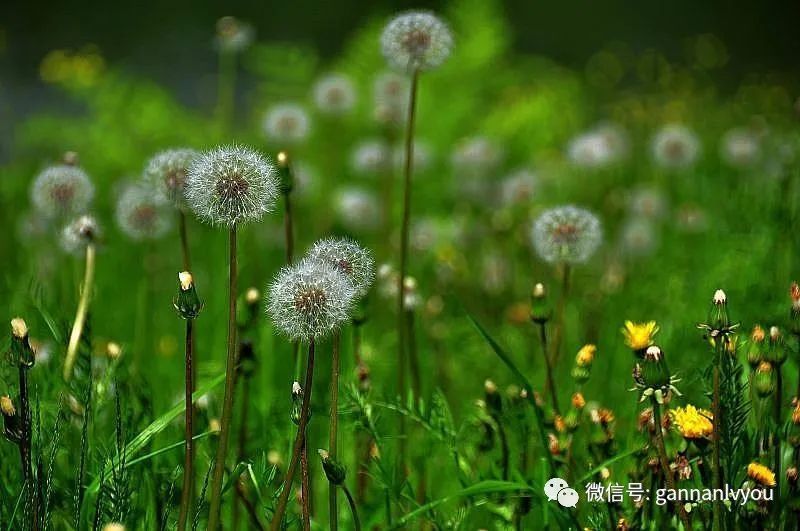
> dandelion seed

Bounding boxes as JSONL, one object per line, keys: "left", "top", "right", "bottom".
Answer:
{"left": 381, "top": 11, "right": 453, "bottom": 73}
{"left": 307, "top": 237, "right": 375, "bottom": 298}
{"left": 61, "top": 214, "right": 101, "bottom": 254}
{"left": 335, "top": 187, "right": 380, "bottom": 232}
{"left": 215, "top": 16, "right": 254, "bottom": 53}
{"left": 263, "top": 104, "right": 311, "bottom": 146}
{"left": 31, "top": 162, "right": 94, "bottom": 217}
{"left": 530, "top": 205, "right": 602, "bottom": 264}
{"left": 186, "top": 145, "right": 279, "bottom": 227}
{"left": 720, "top": 127, "right": 761, "bottom": 168}
{"left": 313, "top": 74, "right": 356, "bottom": 115}
{"left": 651, "top": 124, "right": 701, "bottom": 169}
{"left": 266, "top": 258, "right": 356, "bottom": 342}
{"left": 116, "top": 184, "right": 172, "bottom": 240}
{"left": 143, "top": 148, "right": 199, "bottom": 207}
{"left": 351, "top": 140, "right": 391, "bottom": 175}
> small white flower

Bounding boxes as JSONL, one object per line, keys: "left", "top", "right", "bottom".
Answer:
{"left": 381, "top": 11, "right": 453, "bottom": 72}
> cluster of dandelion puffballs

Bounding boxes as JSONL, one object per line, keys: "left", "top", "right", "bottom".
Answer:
{"left": 267, "top": 238, "right": 375, "bottom": 342}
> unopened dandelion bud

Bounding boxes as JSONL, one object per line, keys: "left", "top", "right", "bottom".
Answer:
{"left": 106, "top": 342, "right": 122, "bottom": 360}
{"left": 708, "top": 288, "right": 730, "bottom": 330}
{"left": 529, "top": 282, "right": 550, "bottom": 323}
{"left": 276, "top": 151, "right": 294, "bottom": 194}
{"left": 484, "top": 379, "right": 502, "bottom": 415}
{"left": 318, "top": 449, "right": 347, "bottom": 485}
{"left": 563, "top": 410, "right": 579, "bottom": 431}
{"left": 554, "top": 415, "right": 567, "bottom": 433}
{"left": 547, "top": 433, "right": 560, "bottom": 455}
{"left": 766, "top": 326, "right": 787, "bottom": 365}
{"left": 291, "top": 381, "right": 304, "bottom": 426}
{"left": 173, "top": 271, "right": 203, "bottom": 320}
{"left": 209, "top": 419, "right": 221, "bottom": 433}
{"left": 10, "top": 318, "right": 34, "bottom": 368}
{"left": 102, "top": 524, "right": 126, "bottom": 531}
{"left": 617, "top": 517, "right": 630, "bottom": 531}
{"left": 575, "top": 344, "right": 596, "bottom": 367}
{"left": 571, "top": 392, "right": 586, "bottom": 409}
{"left": 2, "top": 396, "right": 21, "bottom": 442}
{"left": 63, "top": 151, "right": 79, "bottom": 166}
{"left": 787, "top": 466, "right": 799, "bottom": 486}
{"left": 747, "top": 325, "right": 765, "bottom": 367}
{"left": 571, "top": 365, "right": 590, "bottom": 384}
{"left": 791, "top": 283, "right": 800, "bottom": 335}
{"left": 754, "top": 361, "right": 775, "bottom": 397}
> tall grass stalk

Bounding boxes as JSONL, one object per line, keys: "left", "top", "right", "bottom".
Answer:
{"left": 64, "top": 242, "right": 96, "bottom": 381}
{"left": 396, "top": 68, "right": 420, "bottom": 470}
{"left": 207, "top": 226, "right": 239, "bottom": 530}
{"left": 270, "top": 340, "right": 316, "bottom": 530}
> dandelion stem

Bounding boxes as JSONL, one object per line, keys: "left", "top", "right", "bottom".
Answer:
{"left": 208, "top": 226, "right": 239, "bottom": 530}
{"left": 651, "top": 398, "right": 692, "bottom": 530}
{"left": 301, "top": 442, "right": 311, "bottom": 531}
{"left": 270, "top": 340, "right": 316, "bottom": 531}
{"left": 549, "top": 263, "right": 570, "bottom": 368}
{"left": 17, "top": 363, "right": 36, "bottom": 529}
{"left": 178, "top": 318, "right": 195, "bottom": 531}
{"left": 774, "top": 365, "right": 783, "bottom": 516}
{"left": 64, "top": 242, "right": 96, "bottom": 381}
{"left": 536, "top": 322, "right": 560, "bottom": 414}
{"left": 396, "top": 67, "right": 420, "bottom": 471}
{"left": 329, "top": 331, "right": 341, "bottom": 531}
{"left": 342, "top": 485, "right": 361, "bottom": 531}
{"left": 711, "top": 350, "right": 722, "bottom": 531}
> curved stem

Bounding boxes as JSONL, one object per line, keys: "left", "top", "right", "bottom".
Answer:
{"left": 64, "top": 243, "right": 96, "bottom": 381}
{"left": 651, "top": 398, "right": 692, "bottom": 530}
{"left": 396, "top": 68, "right": 420, "bottom": 471}
{"left": 208, "top": 226, "right": 239, "bottom": 530}
{"left": 270, "top": 340, "right": 316, "bottom": 531}
{"left": 177, "top": 319, "right": 195, "bottom": 531}
{"left": 342, "top": 485, "right": 361, "bottom": 531}
{"left": 329, "top": 331, "right": 341, "bottom": 531}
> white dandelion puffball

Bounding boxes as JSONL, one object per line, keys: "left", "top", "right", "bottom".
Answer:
{"left": 720, "top": 128, "right": 761, "bottom": 168}
{"left": 531, "top": 205, "right": 602, "bottom": 264}
{"left": 335, "top": 188, "right": 380, "bottom": 232}
{"left": 381, "top": 11, "right": 453, "bottom": 73}
{"left": 215, "top": 16, "right": 254, "bottom": 53}
{"left": 567, "top": 124, "right": 628, "bottom": 168}
{"left": 628, "top": 187, "right": 667, "bottom": 220}
{"left": 186, "top": 145, "right": 279, "bottom": 227}
{"left": 116, "top": 184, "right": 172, "bottom": 240}
{"left": 61, "top": 214, "right": 101, "bottom": 253}
{"left": 351, "top": 140, "right": 391, "bottom": 175}
{"left": 500, "top": 168, "right": 537, "bottom": 207}
{"left": 374, "top": 71, "right": 409, "bottom": 106}
{"left": 393, "top": 140, "right": 432, "bottom": 173}
{"left": 313, "top": 74, "right": 356, "bottom": 115}
{"left": 620, "top": 218, "right": 657, "bottom": 257}
{"left": 307, "top": 237, "right": 375, "bottom": 298}
{"left": 267, "top": 257, "right": 356, "bottom": 341}
{"left": 651, "top": 124, "right": 701, "bottom": 169}
{"left": 451, "top": 136, "right": 503, "bottom": 177}
{"left": 143, "top": 148, "right": 198, "bottom": 207}
{"left": 263, "top": 104, "right": 311, "bottom": 145}
{"left": 31, "top": 163, "right": 94, "bottom": 217}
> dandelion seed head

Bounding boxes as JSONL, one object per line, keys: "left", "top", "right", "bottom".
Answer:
{"left": 374, "top": 71, "right": 409, "bottom": 105}
{"left": 720, "top": 127, "right": 761, "bottom": 168}
{"left": 116, "top": 184, "right": 172, "bottom": 240}
{"left": 381, "top": 11, "right": 453, "bottom": 73}
{"left": 351, "top": 139, "right": 391, "bottom": 175}
{"left": 263, "top": 104, "right": 311, "bottom": 145}
{"left": 620, "top": 218, "right": 657, "bottom": 257}
{"left": 31, "top": 163, "right": 94, "bottom": 217}
{"left": 143, "top": 148, "right": 199, "bottom": 207}
{"left": 313, "top": 74, "right": 356, "bottom": 115}
{"left": 651, "top": 124, "right": 700, "bottom": 169}
{"left": 215, "top": 16, "right": 254, "bottom": 53}
{"left": 393, "top": 141, "right": 432, "bottom": 173}
{"left": 186, "top": 145, "right": 279, "bottom": 227}
{"left": 267, "top": 258, "right": 356, "bottom": 341}
{"left": 531, "top": 205, "right": 602, "bottom": 264}
{"left": 307, "top": 237, "right": 375, "bottom": 298}
{"left": 335, "top": 187, "right": 380, "bottom": 232}
{"left": 61, "top": 214, "right": 101, "bottom": 253}
{"left": 451, "top": 136, "right": 503, "bottom": 177}
{"left": 500, "top": 168, "right": 537, "bottom": 207}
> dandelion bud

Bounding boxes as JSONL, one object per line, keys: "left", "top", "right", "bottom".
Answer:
{"left": 106, "top": 342, "right": 122, "bottom": 360}
{"left": 617, "top": 517, "right": 630, "bottom": 531}
{"left": 267, "top": 450, "right": 282, "bottom": 467}
{"left": 554, "top": 415, "right": 567, "bottom": 433}
{"left": 291, "top": 381, "right": 304, "bottom": 426}
{"left": 209, "top": 419, "right": 221, "bottom": 433}
{"left": 747, "top": 325, "right": 765, "bottom": 367}
{"left": 754, "top": 361, "right": 775, "bottom": 397}
{"left": 707, "top": 288, "right": 730, "bottom": 331}
{"left": 484, "top": 379, "right": 502, "bottom": 415}
{"left": 575, "top": 344, "right": 596, "bottom": 367}
{"left": 276, "top": 151, "right": 293, "bottom": 194}
{"left": 318, "top": 449, "right": 347, "bottom": 485}
{"left": 571, "top": 392, "right": 586, "bottom": 409}
{"left": 529, "top": 282, "right": 550, "bottom": 324}
{"left": 102, "top": 524, "right": 126, "bottom": 531}
{"left": 1, "top": 396, "right": 16, "bottom": 416}
{"left": 571, "top": 366, "right": 590, "bottom": 384}
{"left": 766, "top": 326, "right": 787, "bottom": 365}
{"left": 2, "top": 396, "right": 21, "bottom": 442}
{"left": 63, "top": 151, "right": 79, "bottom": 165}
{"left": 10, "top": 318, "right": 34, "bottom": 368}
{"left": 640, "top": 346, "right": 670, "bottom": 392}
{"left": 245, "top": 287, "right": 260, "bottom": 305}
{"left": 547, "top": 433, "right": 560, "bottom": 455}
{"left": 787, "top": 466, "right": 799, "bottom": 486}
{"left": 173, "top": 271, "right": 203, "bottom": 320}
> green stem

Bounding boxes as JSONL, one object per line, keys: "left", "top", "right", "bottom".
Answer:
{"left": 548, "top": 263, "right": 570, "bottom": 368}
{"left": 329, "top": 331, "right": 341, "bottom": 531}
{"left": 651, "top": 398, "right": 692, "bottom": 530}
{"left": 177, "top": 318, "right": 195, "bottom": 531}
{"left": 342, "top": 485, "right": 361, "bottom": 531}
{"left": 397, "top": 68, "right": 420, "bottom": 471}
{"left": 712, "top": 354, "right": 722, "bottom": 531}
{"left": 536, "top": 322, "right": 560, "bottom": 414}
{"left": 64, "top": 243, "right": 96, "bottom": 381}
{"left": 775, "top": 365, "right": 783, "bottom": 518}
{"left": 270, "top": 340, "right": 316, "bottom": 531}
{"left": 208, "top": 226, "right": 239, "bottom": 530}
{"left": 301, "top": 442, "right": 310, "bottom": 531}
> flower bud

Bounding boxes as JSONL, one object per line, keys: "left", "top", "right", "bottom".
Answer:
{"left": 277, "top": 151, "right": 293, "bottom": 194}
{"left": 754, "top": 361, "right": 775, "bottom": 397}
{"left": 787, "top": 466, "right": 799, "bottom": 486}
{"left": 318, "top": 449, "right": 347, "bottom": 485}
{"left": 1, "top": 395, "right": 21, "bottom": 443}
{"left": 106, "top": 342, "right": 123, "bottom": 360}
{"left": 640, "top": 346, "right": 670, "bottom": 390}
{"left": 571, "top": 392, "right": 586, "bottom": 409}
{"left": 747, "top": 325, "right": 765, "bottom": 368}
{"left": 791, "top": 282, "right": 800, "bottom": 335}
{"left": 238, "top": 339, "right": 256, "bottom": 378}
{"left": 484, "top": 380, "right": 502, "bottom": 416}
{"left": 10, "top": 318, "right": 34, "bottom": 368}
{"left": 173, "top": 272, "right": 204, "bottom": 320}
{"left": 575, "top": 344, "right": 596, "bottom": 368}
{"left": 708, "top": 289, "right": 730, "bottom": 330}
{"left": 766, "top": 326, "right": 787, "bottom": 365}
{"left": 529, "top": 282, "right": 551, "bottom": 324}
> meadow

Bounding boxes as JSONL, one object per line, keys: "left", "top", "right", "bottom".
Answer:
{"left": 2, "top": 1, "right": 800, "bottom": 529}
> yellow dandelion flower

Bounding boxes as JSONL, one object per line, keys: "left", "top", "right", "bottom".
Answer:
{"left": 792, "top": 403, "right": 800, "bottom": 425}
{"left": 571, "top": 392, "right": 586, "bottom": 409}
{"left": 622, "top": 321, "right": 659, "bottom": 350}
{"left": 670, "top": 404, "right": 713, "bottom": 439}
{"left": 554, "top": 415, "right": 566, "bottom": 433}
{"left": 747, "top": 462, "right": 776, "bottom": 487}
{"left": 575, "top": 344, "right": 597, "bottom": 367}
